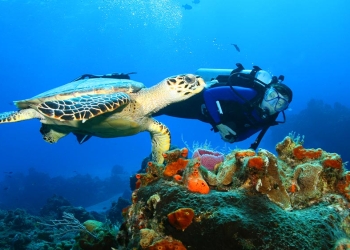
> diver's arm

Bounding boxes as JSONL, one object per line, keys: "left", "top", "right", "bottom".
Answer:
{"left": 235, "top": 127, "right": 262, "bottom": 142}
{"left": 203, "top": 86, "right": 257, "bottom": 124}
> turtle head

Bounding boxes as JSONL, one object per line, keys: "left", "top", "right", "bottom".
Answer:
{"left": 165, "top": 74, "right": 205, "bottom": 99}
{"left": 141, "top": 74, "right": 205, "bottom": 115}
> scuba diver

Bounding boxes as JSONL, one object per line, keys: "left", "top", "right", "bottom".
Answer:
{"left": 154, "top": 63, "right": 293, "bottom": 150}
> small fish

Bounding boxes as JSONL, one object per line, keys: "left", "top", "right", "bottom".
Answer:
{"left": 4, "top": 171, "right": 13, "bottom": 174}
{"left": 231, "top": 44, "right": 240, "bottom": 52}
{"left": 192, "top": 0, "right": 200, "bottom": 3}
{"left": 182, "top": 4, "right": 192, "bottom": 10}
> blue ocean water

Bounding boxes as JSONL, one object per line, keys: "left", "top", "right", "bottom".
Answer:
{"left": 0, "top": 0, "right": 349, "bottom": 209}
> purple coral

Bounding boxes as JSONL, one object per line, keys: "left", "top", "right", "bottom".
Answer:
{"left": 192, "top": 149, "right": 224, "bottom": 171}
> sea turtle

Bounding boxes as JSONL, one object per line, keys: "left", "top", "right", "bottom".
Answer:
{"left": 0, "top": 73, "right": 205, "bottom": 163}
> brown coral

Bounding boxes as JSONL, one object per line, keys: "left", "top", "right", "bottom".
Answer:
{"left": 167, "top": 208, "right": 195, "bottom": 231}
{"left": 140, "top": 228, "right": 158, "bottom": 249}
{"left": 200, "top": 165, "right": 219, "bottom": 186}
{"left": 254, "top": 150, "right": 292, "bottom": 210}
{"left": 333, "top": 238, "right": 350, "bottom": 250}
{"left": 136, "top": 162, "right": 164, "bottom": 188}
{"left": 163, "top": 148, "right": 187, "bottom": 163}
{"left": 292, "top": 163, "right": 323, "bottom": 202}
{"left": 275, "top": 136, "right": 295, "bottom": 157}
{"left": 82, "top": 220, "right": 103, "bottom": 233}
{"left": 215, "top": 157, "right": 238, "bottom": 188}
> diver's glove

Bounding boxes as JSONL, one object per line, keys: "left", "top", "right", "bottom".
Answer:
{"left": 216, "top": 123, "right": 237, "bottom": 143}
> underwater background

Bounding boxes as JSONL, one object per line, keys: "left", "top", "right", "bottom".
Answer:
{"left": 0, "top": 0, "right": 349, "bottom": 232}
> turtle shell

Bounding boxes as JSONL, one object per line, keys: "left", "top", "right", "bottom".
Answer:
{"left": 15, "top": 78, "right": 145, "bottom": 109}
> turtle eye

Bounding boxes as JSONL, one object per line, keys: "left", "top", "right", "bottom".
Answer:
{"left": 184, "top": 75, "right": 195, "bottom": 84}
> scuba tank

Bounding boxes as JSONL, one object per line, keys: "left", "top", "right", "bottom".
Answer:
{"left": 195, "top": 68, "right": 232, "bottom": 84}
{"left": 196, "top": 65, "right": 273, "bottom": 91}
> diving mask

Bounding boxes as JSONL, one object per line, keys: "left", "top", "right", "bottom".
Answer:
{"left": 261, "top": 87, "right": 289, "bottom": 115}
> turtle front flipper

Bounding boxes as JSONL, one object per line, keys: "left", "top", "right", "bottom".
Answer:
{"left": 40, "top": 124, "right": 69, "bottom": 143}
{"left": 146, "top": 118, "right": 171, "bottom": 164}
{"left": 0, "top": 109, "right": 44, "bottom": 123}
{"left": 36, "top": 93, "right": 130, "bottom": 123}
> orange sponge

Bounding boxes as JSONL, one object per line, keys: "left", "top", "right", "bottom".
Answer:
{"left": 149, "top": 237, "right": 187, "bottom": 250}
{"left": 247, "top": 156, "right": 265, "bottom": 170}
{"left": 323, "top": 156, "right": 343, "bottom": 170}
{"left": 337, "top": 172, "right": 350, "bottom": 200}
{"left": 293, "top": 145, "right": 322, "bottom": 160}
{"left": 187, "top": 177, "right": 210, "bottom": 194}
{"left": 181, "top": 148, "right": 189, "bottom": 158}
{"left": 235, "top": 150, "right": 256, "bottom": 160}
{"left": 164, "top": 158, "right": 189, "bottom": 177}
{"left": 184, "top": 161, "right": 210, "bottom": 194}
{"left": 173, "top": 174, "right": 182, "bottom": 182}
{"left": 167, "top": 208, "right": 195, "bottom": 231}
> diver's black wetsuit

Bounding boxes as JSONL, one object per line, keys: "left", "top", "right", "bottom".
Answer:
{"left": 154, "top": 86, "right": 278, "bottom": 142}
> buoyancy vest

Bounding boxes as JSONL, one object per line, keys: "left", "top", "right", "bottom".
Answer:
{"left": 196, "top": 63, "right": 286, "bottom": 149}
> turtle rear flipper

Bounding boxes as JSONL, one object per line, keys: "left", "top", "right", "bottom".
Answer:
{"left": 147, "top": 118, "right": 171, "bottom": 164}
{"left": 0, "top": 109, "right": 43, "bottom": 123}
{"left": 73, "top": 133, "right": 92, "bottom": 144}
{"left": 37, "top": 93, "right": 130, "bottom": 123}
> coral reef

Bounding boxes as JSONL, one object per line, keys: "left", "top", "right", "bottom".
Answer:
{"left": 118, "top": 136, "right": 350, "bottom": 249}
{"left": 3, "top": 135, "right": 350, "bottom": 249}
{"left": 0, "top": 196, "right": 121, "bottom": 250}
{"left": 0, "top": 208, "right": 72, "bottom": 249}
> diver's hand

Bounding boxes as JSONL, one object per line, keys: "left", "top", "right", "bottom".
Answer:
{"left": 216, "top": 123, "right": 237, "bottom": 143}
